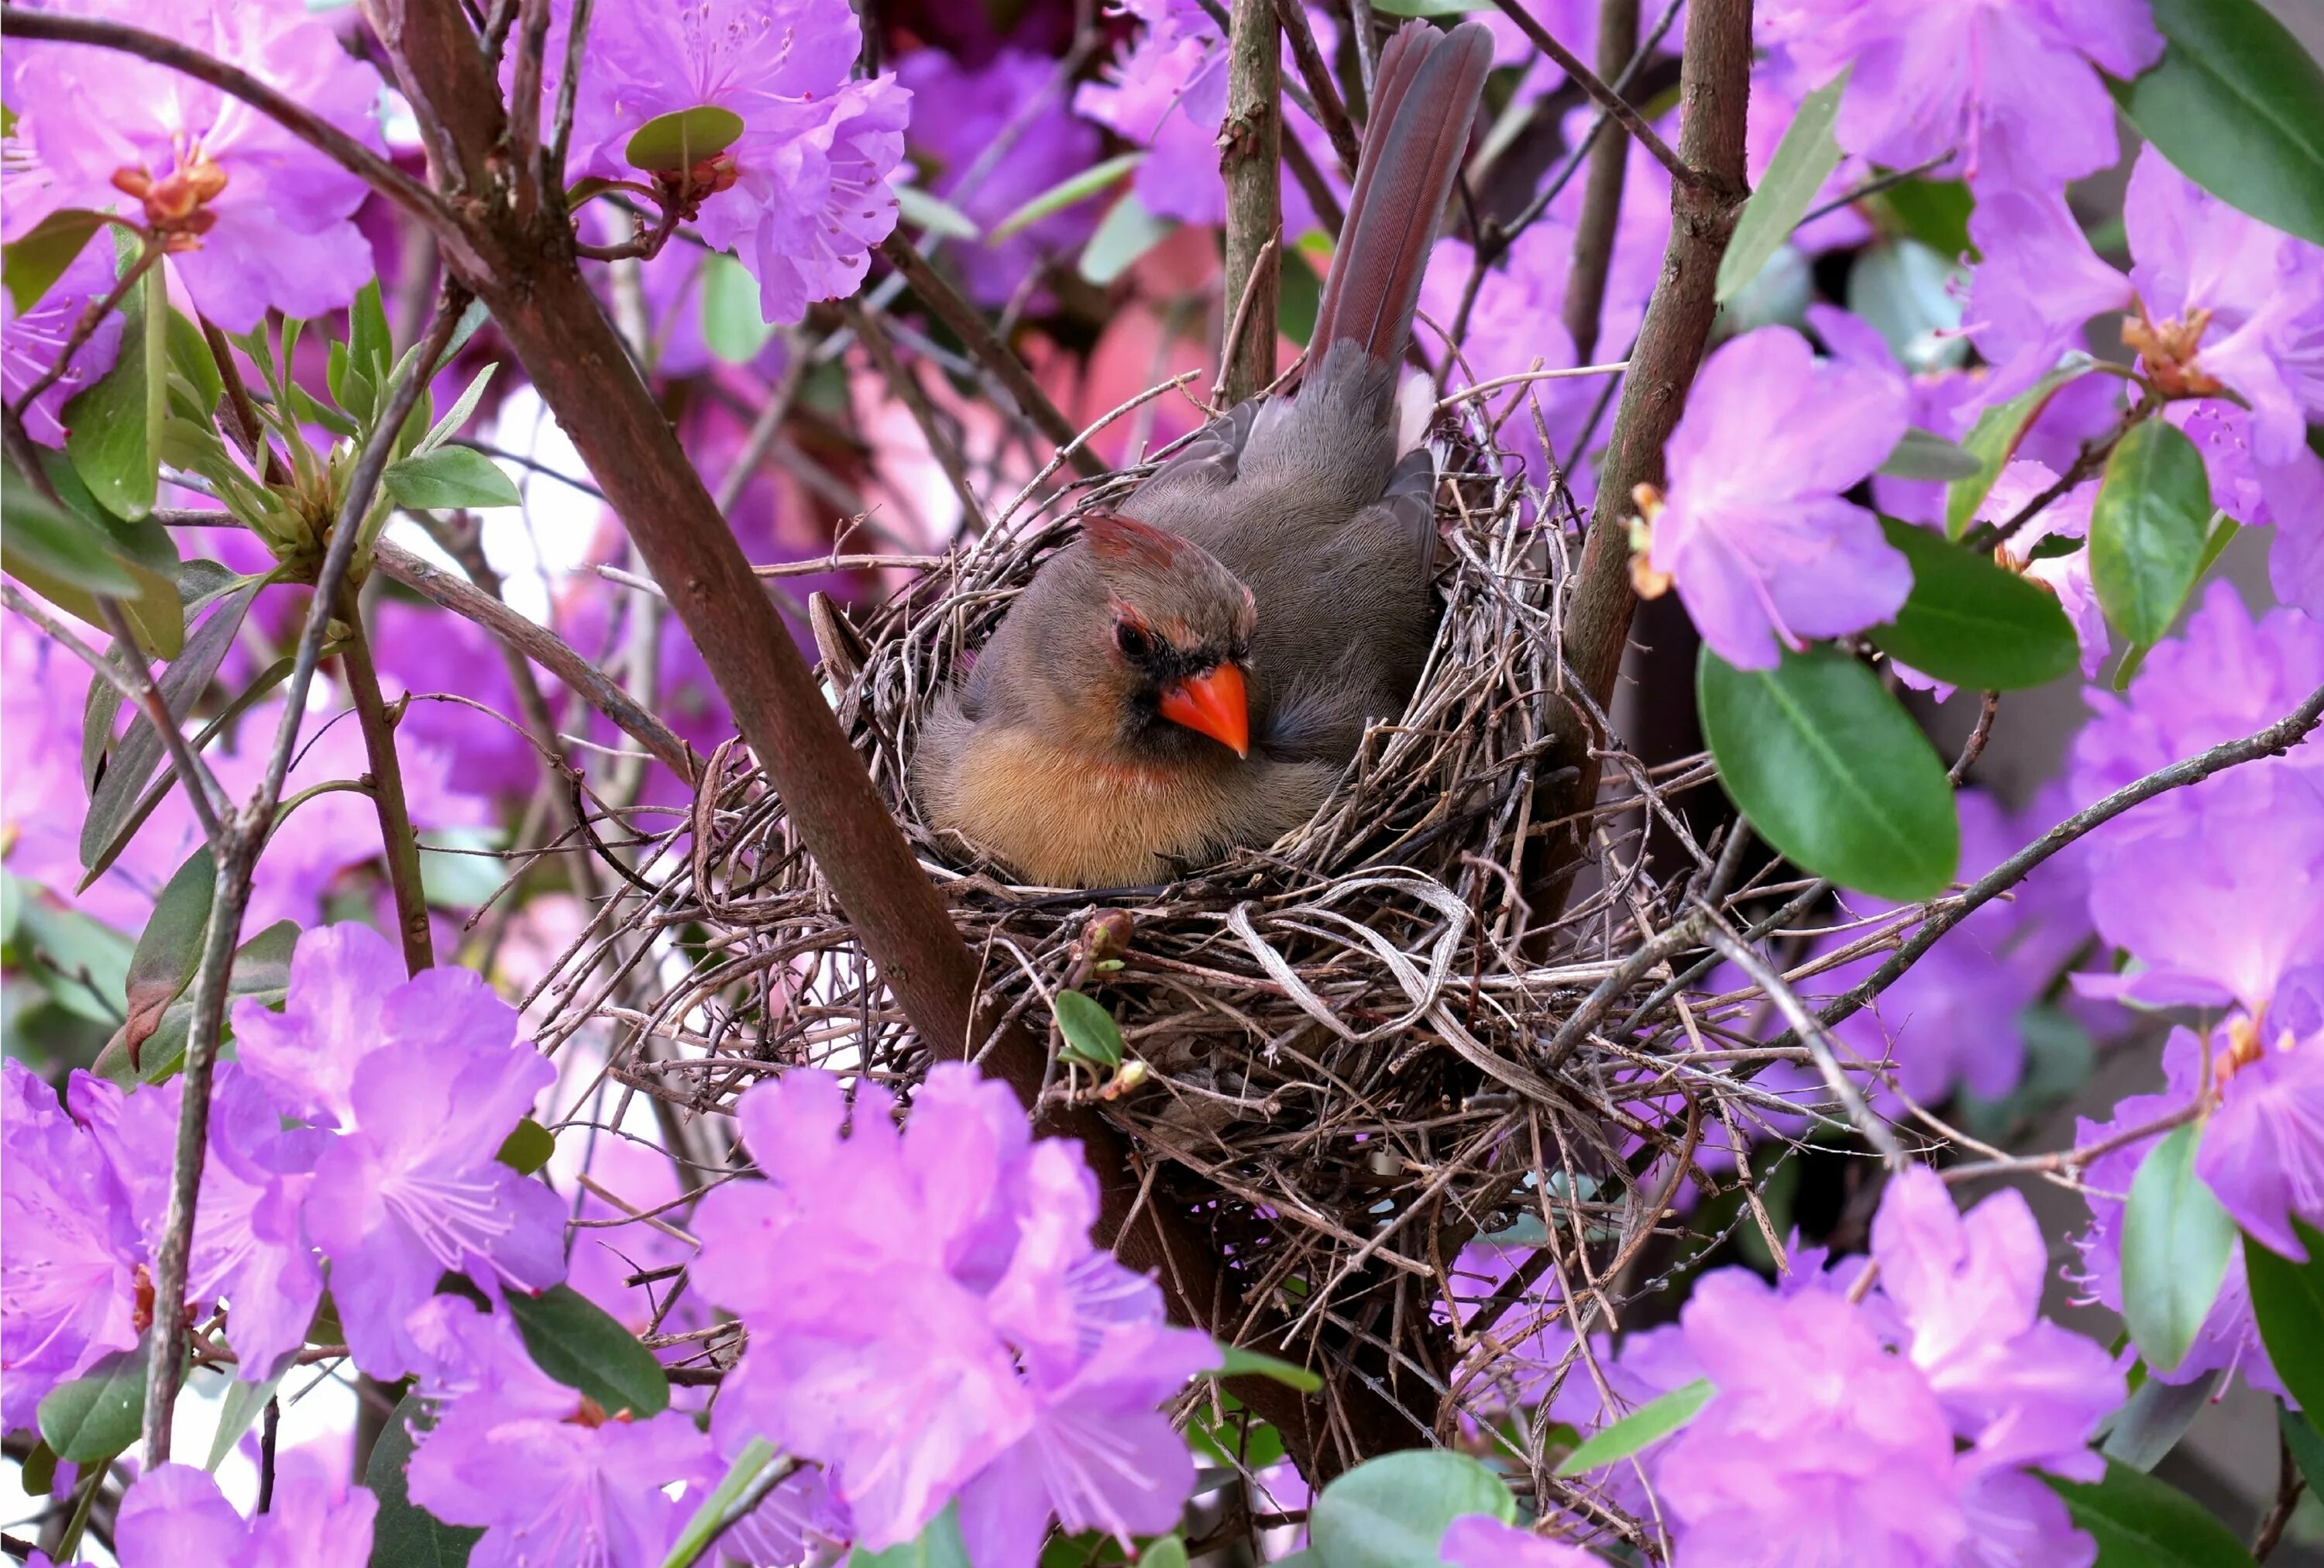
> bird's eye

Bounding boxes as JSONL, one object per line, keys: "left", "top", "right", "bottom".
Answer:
{"left": 1114, "top": 621, "right": 1150, "bottom": 660}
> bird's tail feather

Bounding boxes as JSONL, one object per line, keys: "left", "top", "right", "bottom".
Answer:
{"left": 1305, "top": 19, "right": 1493, "bottom": 380}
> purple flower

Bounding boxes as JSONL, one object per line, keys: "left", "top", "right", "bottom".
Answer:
{"left": 5, "top": 0, "right": 383, "bottom": 330}
{"left": 1759, "top": 0, "right": 2160, "bottom": 194}
{"left": 693, "top": 1064, "right": 1215, "bottom": 1558}
{"left": 1627, "top": 1170, "right": 2116, "bottom": 1566}
{"left": 894, "top": 48, "right": 1104, "bottom": 308}
{"left": 233, "top": 923, "right": 566, "bottom": 1381}
{"left": 1978, "top": 460, "right": 2107, "bottom": 679}
{"left": 1807, "top": 304, "right": 1987, "bottom": 527}
{"left": 71, "top": 1064, "right": 323, "bottom": 1384}
{"left": 1073, "top": 1, "right": 1336, "bottom": 234}
{"left": 1654, "top": 1269, "right": 1972, "bottom": 1564}
{"left": 2070, "top": 583, "right": 2324, "bottom": 1013}
{"left": 404, "top": 1297, "right": 718, "bottom": 1566}
{"left": 1969, "top": 146, "right": 2324, "bottom": 610}
{"left": 114, "top": 1452, "right": 376, "bottom": 1568}
{"left": 0, "top": 232, "right": 123, "bottom": 445}
{"left": 1441, "top": 1515, "right": 1605, "bottom": 1567}
{"left": 1637, "top": 325, "right": 1910, "bottom": 670}
{"left": 1, "top": 1061, "right": 141, "bottom": 1429}
{"left": 1418, "top": 227, "right": 1586, "bottom": 492}
{"left": 2197, "top": 1026, "right": 2324, "bottom": 1263}
{"left": 552, "top": 0, "right": 910, "bottom": 324}
{"left": 2074, "top": 1029, "right": 2284, "bottom": 1394}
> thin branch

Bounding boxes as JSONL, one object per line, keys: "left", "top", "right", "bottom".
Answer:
{"left": 1560, "top": 0, "right": 1638, "bottom": 363}
{"left": 1487, "top": 0, "right": 1696, "bottom": 189}
{"left": 1784, "top": 683, "right": 2324, "bottom": 1051}
{"left": 337, "top": 590, "right": 436, "bottom": 975}
{"left": 372, "top": 539, "right": 695, "bottom": 779}
{"left": 0, "top": 7, "right": 449, "bottom": 233}
{"left": 1274, "top": 0, "right": 1361, "bottom": 176}
{"left": 1697, "top": 912, "right": 1910, "bottom": 1168}
{"left": 1794, "top": 152, "right": 1955, "bottom": 231}
{"left": 7, "top": 242, "right": 160, "bottom": 425}
{"left": 141, "top": 288, "right": 471, "bottom": 1463}
{"left": 1218, "top": 0, "right": 1284, "bottom": 406}
{"left": 877, "top": 234, "right": 1105, "bottom": 479}
{"left": 545, "top": 0, "right": 593, "bottom": 190}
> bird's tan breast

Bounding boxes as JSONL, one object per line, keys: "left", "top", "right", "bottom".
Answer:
{"left": 922, "top": 727, "right": 1329, "bottom": 889}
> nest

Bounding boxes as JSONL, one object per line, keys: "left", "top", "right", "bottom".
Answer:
{"left": 532, "top": 400, "right": 1841, "bottom": 1533}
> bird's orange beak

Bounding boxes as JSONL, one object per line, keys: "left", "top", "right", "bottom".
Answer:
{"left": 1159, "top": 662, "right": 1250, "bottom": 758}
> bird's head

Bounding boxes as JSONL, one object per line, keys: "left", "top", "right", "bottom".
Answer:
{"left": 1062, "top": 511, "right": 1257, "bottom": 760}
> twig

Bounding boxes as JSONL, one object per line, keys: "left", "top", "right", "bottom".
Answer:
{"left": 1794, "top": 152, "right": 1955, "bottom": 231}
{"left": 1560, "top": 0, "right": 1638, "bottom": 363}
{"left": 1787, "top": 684, "right": 2324, "bottom": 1050}
{"left": 1212, "top": 236, "right": 1281, "bottom": 409}
{"left": 7, "top": 241, "right": 160, "bottom": 425}
{"left": 2254, "top": 1426, "right": 2304, "bottom": 1560}
{"left": 372, "top": 539, "right": 695, "bottom": 779}
{"left": 1273, "top": 0, "right": 1361, "bottom": 175}
{"left": 545, "top": 0, "right": 593, "bottom": 189}
{"left": 337, "top": 586, "right": 436, "bottom": 975}
{"left": 140, "top": 289, "right": 471, "bottom": 1463}
{"left": 1218, "top": 0, "right": 1284, "bottom": 406}
{"left": 877, "top": 233, "right": 1103, "bottom": 479}
{"left": 1697, "top": 911, "right": 1910, "bottom": 1168}
{"left": 847, "top": 301, "right": 988, "bottom": 534}
{"left": 1487, "top": 0, "right": 1695, "bottom": 189}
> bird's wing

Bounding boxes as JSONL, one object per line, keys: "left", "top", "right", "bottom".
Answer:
{"left": 1137, "top": 398, "right": 1263, "bottom": 502}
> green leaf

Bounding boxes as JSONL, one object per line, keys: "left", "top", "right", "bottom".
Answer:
{"left": 700, "top": 252, "right": 776, "bottom": 366}
{"left": 1867, "top": 518, "right": 2080, "bottom": 690}
{"left": 2282, "top": 1404, "right": 2324, "bottom": 1497}
{"left": 2047, "top": 1459, "right": 2259, "bottom": 1567}
{"left": 1698, "top": 645, "right": 1960, "bottom": 901}
{"left": 1277, "top": 243, "right": 1322, "bottom": 349}
{"left": 1211, "top": 1343, "right": 1324, "bottom": 1394}
{"left": 894, "top": 184, "right": 982, "bottom": 242}
{"left": 2109, "top": 0, "right": 2324, "bottom": 249}
{"left": 1944, "top": 357, "right": 2096, "bottom": 538}
{"left": 659, "top": 1437, "right": 780, "bottom": 1568}
{"left": 383, "top": 446, "right": 523, "bottom": 511}
{"left": 2099, "top": 1367, "right": 2223, "bottom": 1471}
{"left": 38, "top": 1346, "right": 145, "bottom": 1463}
{"left": 504, "top": 1283, "right": 670, "bottom": 1418}
{"left": 3, "top": 469, "right": 140, "bottom": 596}
{"left": 1051, "top": 989, "right": 1124, "bottom": 1069}
{"left": 3, "top": 208, "right": 107, "bottom": 311}
{"left": 1717, "top": 68, "right": 1848, "bottom": 304}
{"left": 164, "top": 307, "right": 225, "bottom": 420}
{"left": 1138, "top": 1539, "right": 1188, "bottom": 1568}
{"left": 495, "top": 1116, "right": 556, "bottom": 1174}
{"left": 1877, "top": 178, "right": 1975, "bottom": 262}
{"left": 117, "top": 845, "right": 215, "bottom": 1071}
{"left": 19, "top": 1439, "right": 57, "bottom": 1497}
{"left": 2243, "top": 1219, "right": 2324, "bottom": 1418}
{"left": 327, "top": 339, "right": 378, "bottom": 425}
{"left": 988, "top": 153, "right": 1147, "bottom": 242}
{"left": 850, "top": 1505, "right": 973, "bottom": 1568}
{"left": 2120, "top": 1124, "right": 2236, "bottom": 1375}
{"left": 1080, "top": 192, "right": 1174, "bottom": 287}
{"left": 64, "top": 261, "right": 163, "bottom": 522}
{"left": 624, "top": 105, "right": 747, "bottom": 174}
{"left": 2089, "top": 420, "right": 2212, "bottom": 647}
{"left": 350, "top": 278, "right": 394, "bottom": 384}
{"left": 1555, "top": 1378, "right": 1714, "bottom": 1476}
{"left": 1876, "top": 428, "right": 1984, "bottom": 483}
{"left": 80, "top": 579, "right": 262, "bottom": 875}
{"left": 366, "top": 1392, "right": 483, "bottom": 1568}
{"left": 205, "top": 1372, "right": 283, "bottom": 1472}
{"left": 415, "top": 363, "right": 499, "bottom": 454}
{"left": 1307, "top": 1450, "right": 1515, "bottom": 1568}
{"left": 120, "top": 918, "right": 297, "bottom": 1085}
{"left": 1844, "top": 237, "right": 1965, "bottom": 374}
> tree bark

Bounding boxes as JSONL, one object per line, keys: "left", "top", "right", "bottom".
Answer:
{"left": 1219, "top": 0, "right": 1283, "bottom": 405}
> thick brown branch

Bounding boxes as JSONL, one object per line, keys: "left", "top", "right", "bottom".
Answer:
{"left": 1489, "top": 0, "right": 1695, "bottom": 187}
{"left": 1218, "top": 0, "right": 1283, "bottom": 406}
{"left": 1530, "top": 0, "right": 1752, "bottom": 928}
{"left": 878, "top": 234, "right": 1105, "bottom": 480}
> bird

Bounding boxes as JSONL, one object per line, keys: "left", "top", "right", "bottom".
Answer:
{"left": 912, "top": 19, "right": 1495, "bottom": 889}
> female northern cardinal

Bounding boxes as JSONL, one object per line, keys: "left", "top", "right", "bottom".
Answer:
{"left": 913, "top": 20, "right": 1494, "bottom": 888}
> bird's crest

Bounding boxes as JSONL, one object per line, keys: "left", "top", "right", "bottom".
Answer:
{"left": 1081, "top": 511, "right": 1195, "bottom": 573}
